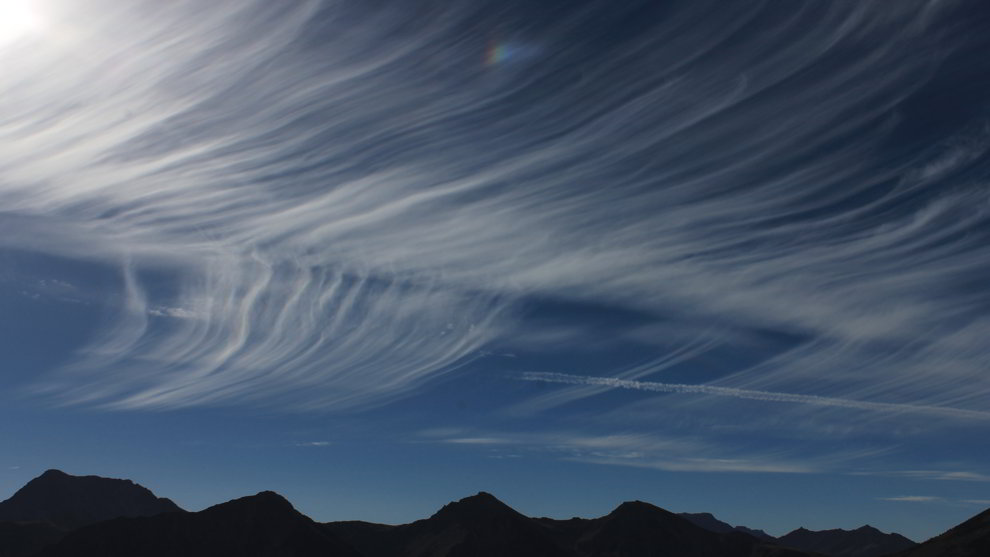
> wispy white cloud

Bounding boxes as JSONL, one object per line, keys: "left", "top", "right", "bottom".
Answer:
{"left": 871, "top": 470, "right": 990, "bottom": 483}
{"left": 296, "top": 441, "right": 331, "bottom": 447}
{"left": 443, "top": 437, "right": 510, "bottom": 445}
{"left": 937, "top": 471, "right": 990, "bottom": 482}
{"left": 576, "top": 456, "right": 816, "bottom": 475}
{"left": 11, "top": 277, "right": 87, "bottom": 304}
{"left": 148, "top": 306, "right": 202, "bottom": 319}
{"left": 0, "top": 0, "right": 986, "bottom": 417}
{"left": 37, "top": 279, "right": 77, "bottom": 293}
{"left": 879, "top": 495, "right": 990, "bottom": 507}
{"left": 423, "top": 429, "right": 841, "bottom": 474}
{"left": 907, "top": 125, "right": 990, "bottom": 182}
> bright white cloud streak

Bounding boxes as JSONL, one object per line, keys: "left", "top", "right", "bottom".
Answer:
{"left": 1, "top": 0, "right": 987, "bottom": 413}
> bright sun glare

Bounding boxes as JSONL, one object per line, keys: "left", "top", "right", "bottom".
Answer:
{"left": 0, "top": 0, "right": 42, "bottom": 43}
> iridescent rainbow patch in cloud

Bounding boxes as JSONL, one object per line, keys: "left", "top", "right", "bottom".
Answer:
{"left": 485, "top": 38, "right": 506, "bottom": 66}
{"left": 485, "top": 37, "right": 541, "bottom": 67}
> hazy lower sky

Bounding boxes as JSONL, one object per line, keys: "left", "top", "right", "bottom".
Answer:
{"left": 2, "top": 0, "right": 989, "bottom": 542}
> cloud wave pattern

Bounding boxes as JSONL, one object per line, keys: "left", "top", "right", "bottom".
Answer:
{"left": 2, "top": 0, "right": 989, "bottom": 411}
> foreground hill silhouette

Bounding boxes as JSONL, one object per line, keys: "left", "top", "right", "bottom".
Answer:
{"left": 776, "top": 525, "right": 916, "bottom": 557}
{"left": 2, "top": 470, "right": 988, "bottom": 556}
{"left": 892, "top": 507, "right": 990, "bottom": 557}
{"left": 0, "top": 470, "right": 181, "bottom": 557}
{"left": 37, "top": 491, "right": 361, "bottom": 557}
{"left": 0, "top": 522, "right": 63, "bottom": 557}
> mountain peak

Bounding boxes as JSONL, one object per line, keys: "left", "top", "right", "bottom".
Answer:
{"left": 611, "top": 500, "right": 664, "bottom": 515}
{"left": 464, "top": 491, "right": 499, "bottom": 501}
{"left": 209, "top": 490, "right": 296, "bottom": 514}
{"left": 253, "top": 490, "right": 295, "bottom": 509}
{"left": 393, "top": 492, "right": 575, "bottom": 557}
{"left": 29, "top": 469, "right": 138, "bottom": 489}
{"left": 0, "top": 469, "right": 182, "bottom": 530}
{"left": 255, "top": 490, "right": 290, "bottom": 500}
{"left": 449, "top": 491, "right": 509, "bottom": 509}
{"left": 430, "top": 491, "right": 524, "bottom": 523}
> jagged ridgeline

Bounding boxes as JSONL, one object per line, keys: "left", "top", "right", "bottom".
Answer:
{"left": 1, "top": 470, "right": 987, "bottom": 557}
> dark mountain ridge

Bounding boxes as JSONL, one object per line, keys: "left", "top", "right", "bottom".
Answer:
{"left": 38, "top": 491, "right": 361, "bottom": 557}
{"left": 0, "top": 522, "right": 64, "bottom": 557}
{"left": 324, "top": 493, "right": 818, "bottom": 557}
{"left": 0, "top": 470, "right": 182, "bottom": 557}
{"left": 564, "top": 500, "right": 803, "bottom": 557}
{"left": 892, "top": 507, "right": 990, "bottom": 557}
{"left": 776, "top": 525, "right": 916, "bottom": 557}
{"left": 0, "top": 469, "right": 181, "bottom": 530}
{"left": 3, "top": 470, "right": 987, "bottom": 557}
{"left": 326, "top": 491, "right": 575, "bottom": 557}
{"left": 680, "top": 511, "right": 776, "bottom": 541}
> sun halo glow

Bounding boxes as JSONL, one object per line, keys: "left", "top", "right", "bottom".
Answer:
{"left": 0, "top": 0, "right": 43, "bottom": 43}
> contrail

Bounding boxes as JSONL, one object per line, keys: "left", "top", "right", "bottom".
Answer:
{"left": 520, "top": 372, "right": 990, "bottom": 421}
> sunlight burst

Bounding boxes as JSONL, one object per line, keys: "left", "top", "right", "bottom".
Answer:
{"left": 0, "top": 0, "right": 42, "bottom": 43}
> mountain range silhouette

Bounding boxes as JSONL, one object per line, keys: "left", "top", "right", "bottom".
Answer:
{"left": 0, "top": 470, "right": 984, "bottom": 557}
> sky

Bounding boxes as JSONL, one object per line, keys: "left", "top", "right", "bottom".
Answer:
{"left": 1, "top": 0, "right": 990, "bottom": 543}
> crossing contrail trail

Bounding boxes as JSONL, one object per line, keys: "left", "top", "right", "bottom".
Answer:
{"left": 520, "top": 372, "right": 990, "bottom": 421}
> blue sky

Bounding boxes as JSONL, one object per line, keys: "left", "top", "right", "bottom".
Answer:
{"left": 2, "top": 0, "right": 990, "bottom": 542}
